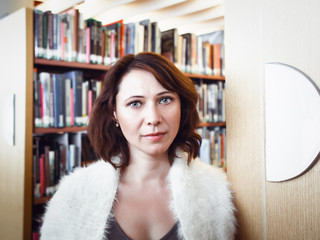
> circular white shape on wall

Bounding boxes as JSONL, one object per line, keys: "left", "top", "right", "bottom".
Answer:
{"left": 265, "top": 62, "right": 320, "bottom": 182}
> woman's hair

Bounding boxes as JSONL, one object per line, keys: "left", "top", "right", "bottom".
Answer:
{"left": 87, "top": 52, "right": 201, "bottom": 168}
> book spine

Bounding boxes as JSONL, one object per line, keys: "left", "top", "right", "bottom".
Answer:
{"left": 42, "top": 12, "right": 48, "bottom": 59}
{"left": 39, "top": 154, "right": 45, "bottom": 197}
{"left": 70, "top": 88, "right": 74, "bottom": 126}
{"left": 61, "top": 21, "right": 65, "bottom": 61}
{"left": 68, "top": 71, "right": 83, "bottom": 126}
{"left": 47, "top": 11, "right": 53, "bottom": 59}
{"left": 39, "top": 72, "right": 50, "bottom": 127}
{"left": 45, "top": 146, "right": 50, "bottom": 195}
{"left": 86, "top": 27, "right": 90, "bottom": 64}
{"left": 65, "top": 78, "right": 71, "bottom": 126}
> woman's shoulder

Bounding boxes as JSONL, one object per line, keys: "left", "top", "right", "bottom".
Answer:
{"left": 58, "top": 160, "right": 117, "bottom": 189}
{"left": 41, "top": 160, "right": 120, "bottom": 239}
{"left": 169, "top": 153, "right": 236, "bottom": 239}
{"left": 171, "top": 151, "right": 229, "bottom": 188}
{"left": 190, "top": 159, "right": 228, "bottom": 183}
{"left": 48, "top": 159, "right": 120, "bottom": 206}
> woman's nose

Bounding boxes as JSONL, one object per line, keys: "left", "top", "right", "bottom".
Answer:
{"left": 145, "top": 104, "right": 161, "bottom": 126}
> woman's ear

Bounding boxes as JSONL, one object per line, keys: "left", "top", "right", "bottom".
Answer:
{"left": 113, "top": 111, "right": 118, "bottom": 121}
{"left": 113, "top": 111, "right": 120, "bottom": 127}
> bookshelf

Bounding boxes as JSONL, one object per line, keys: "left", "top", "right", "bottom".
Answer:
{"left": 0, "top": 3, "right": 226, "bottom": 240}
{"left": 31, "top": 7, "right": 226, "bottom": 237}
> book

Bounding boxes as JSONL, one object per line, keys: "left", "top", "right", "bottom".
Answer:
{"left": 52, "top": 73, "right": 66, "bottom": 128}
{"left": 151, "top": 22, "right": 161, "bottom": 54}
{"left": 42, "top": 11, "right": 48, "bottom": 59}
{"left": 33, "top": 68, "right": 42, "bottom": 127}
{"left": 39, "top": 154, "right": 46, "bottom": 196}
{"left": 213, "top": 43, "right": 221, "bottom": 76}
{"left": 65, "top": 70, "right": 83, "bottom": 126}
{"left": 181, "top": 33, "right": 193, "bottom": 73}
{"left": 103, "top": 20, "right": 124, "bottom": 64}
{"left": 34, "top": 9, "right": 44, "bottom": 58}
{"left": 82, "top": 81, "right": 88, "bottom": 125}
{"left": 199, "top": 30, "right": 224, "bottom": 75}
{"left": 52, "top": 13, "right": 60, "bottom": 60}
{"left": 39, "top": 72, "right": 51, "bottom": 127}
{"left": 161, "top": 28, "right": 178, "bottom": 64}
{"left": 65, "top": 77, "right": 72, "bottom": 126}
{"left": 45, "top": 11, "right": 53, "bottom": 59}
{"left": 33, "top": 137, "right": 41, "bottom": 198}
{"left": 139, "top": 19, "right": 151, "bottom": 52}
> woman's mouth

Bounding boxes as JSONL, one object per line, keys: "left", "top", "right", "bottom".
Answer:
{"left": 143, "top": 132, "right": 166, "bottom": 142}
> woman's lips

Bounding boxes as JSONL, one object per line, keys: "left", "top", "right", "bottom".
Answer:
{"left": 143, "top": 132, "right": 166, "bottom": 141}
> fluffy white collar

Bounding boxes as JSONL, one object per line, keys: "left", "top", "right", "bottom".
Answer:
{"left": 41, "top": 151, "right": 236, "bottom": 240}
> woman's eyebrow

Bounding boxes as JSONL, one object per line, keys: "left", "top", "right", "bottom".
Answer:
{"left": 156, "top": 91, "right": 175, "bottom": 96}
{"left": 124, "top": 95, "right": 144, "bottom": 102}
{"left": 124, "top": 91, "right": 174, "bottom": 101}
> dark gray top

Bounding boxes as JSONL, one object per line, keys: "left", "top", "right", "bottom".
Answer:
{"left": 104, "top": 216, "right": 180, "bottom": 240}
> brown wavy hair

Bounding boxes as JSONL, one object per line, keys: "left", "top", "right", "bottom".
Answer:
{"left": 87, "top": 52, "right": 201, "bottom": 169}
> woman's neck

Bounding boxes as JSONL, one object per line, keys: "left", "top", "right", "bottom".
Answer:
{"left": 120, "top": 150, "right": 171, "bottom": 188}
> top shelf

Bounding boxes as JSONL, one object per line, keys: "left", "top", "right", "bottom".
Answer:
{"left": 34, "top": 58, "right": 110, "bottom": 71}
{"left": 34, "top": 58, "right": 225, "bottom": 81}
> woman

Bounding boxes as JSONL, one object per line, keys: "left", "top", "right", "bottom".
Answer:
{"left": 40, "top": 52, "right": 236, "bottom": 240}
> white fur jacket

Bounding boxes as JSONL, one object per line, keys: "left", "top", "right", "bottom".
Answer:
{"left": 41, "top": 151, "right": 236, "bottom": 240}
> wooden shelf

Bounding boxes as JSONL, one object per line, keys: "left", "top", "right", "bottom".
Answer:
{"left": 34, "top": 59, "right": 224, "bottom": 81}
{"left": 34, "top": 122, "right": 225, "bottom": 134}
{"left": 185, "top": 72, "right": 225, "bottom": 81}
{"left": 198, "top": 122, "right": 226, "bottom": 128}
{"left": 34, "top": 196, "right": 52, "bottom": 205}
{"left": 34, "top": 126, "right": 87, "bottom": 134}
{"left": 34, "top": 58, "right": 109, "bottom": 71}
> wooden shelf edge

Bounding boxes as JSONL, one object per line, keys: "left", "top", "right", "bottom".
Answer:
{"left": 185, "top": 72, "right": 225, "bottom": 81}
{"left": 198, "top": 122, "right": 226, "bottom": 127}
{"left": 34, "top": 59, "right": 224, "bottom": 80}
{"left": 34, "top": 126, "right": 88, "bottom": 134}
{"left": 34, "top": 123, "right": 225, "bottom": 134}
{"left": 34, "top": 58, "right": 110, "bottom": 71}
{"left": 33, "top": 196, "right": 52, "bottom": 205}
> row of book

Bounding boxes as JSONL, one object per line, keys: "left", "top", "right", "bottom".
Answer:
{"left": 33, "top": 69, "right": 102, "bottom": 128}
{"left": 34, "top": 70, "right": 225, "bottom": 129}
{"left": 33, "top": 133, "right": 98, "bottom": 198}
{"left": 32, "top": 126, "right": 226, "bottom": 199}
{"left": 33, "top": 8, "right": 224, "bottom": 75}
{"left": 197, "top": 127, "right": 227, "bottom": 170}
{"left": 195, "top": 80, "right": 226, "bottom": 123}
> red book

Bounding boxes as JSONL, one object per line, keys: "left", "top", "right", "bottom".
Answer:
{"left": 32, "top": 232, "right": 40, "bottom": 240}
{"left": 103, "top": 19, "right": 124, "bottom": 58}
{"left": 39, "top": 154, "right": 46, "bottom": 196}
{"left": 110, "top": 31, "right": 115, "bottom": 63}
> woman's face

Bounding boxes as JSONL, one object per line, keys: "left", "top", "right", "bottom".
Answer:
{"left": 115, "top": 69, "right": 181, "bottom": 158}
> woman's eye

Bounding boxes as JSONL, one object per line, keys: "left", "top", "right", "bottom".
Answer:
{"left": 159, "top": 97, "right": 173, "bottom": 104}
{"left": 129, "top": 101, "right": 141, "bottom": 108}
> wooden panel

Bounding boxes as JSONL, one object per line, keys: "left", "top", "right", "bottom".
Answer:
{"left": 0, "top": 8, "right": 33, "bottom": 240}
{"left": 226, "top": 0, "right": 320, "bottom": 239}
{"left": 225, "top": 0, "right": 265, "bottom": 239}
{"left": 262, "top": 1, "right": 320, "bottom": 239}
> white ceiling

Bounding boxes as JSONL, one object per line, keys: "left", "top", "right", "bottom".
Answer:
{"left": 35, "top": 0, "right": 224, "bottom": 35}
